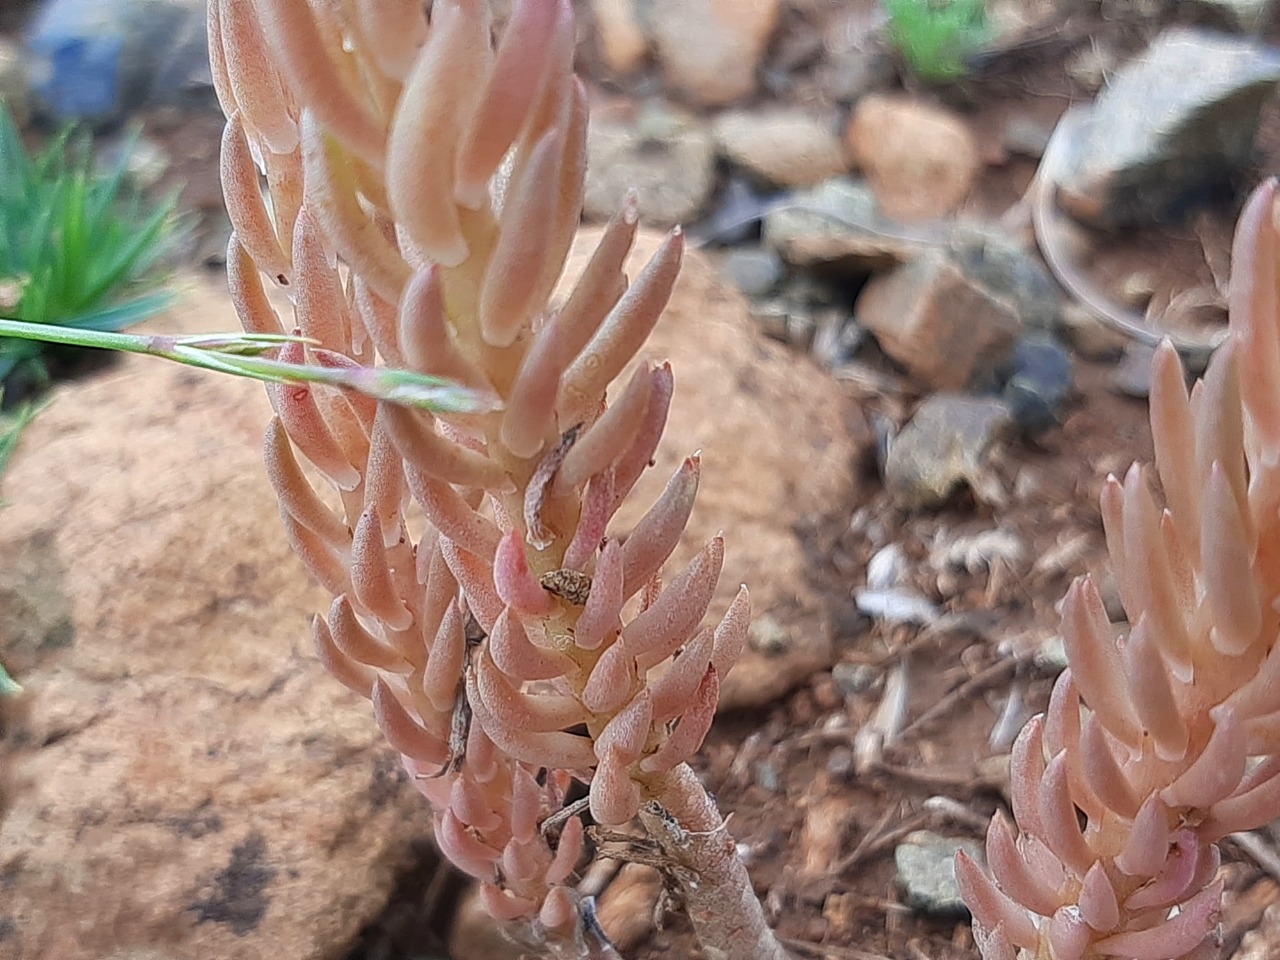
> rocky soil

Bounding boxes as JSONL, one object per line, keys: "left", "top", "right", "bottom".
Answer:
{"left": 4, "top": 1, "right": 1280, "bottom": 959}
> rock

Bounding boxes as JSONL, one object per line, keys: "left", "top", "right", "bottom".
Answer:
{"left": 1056, "top": 27, "right": 1280, "bottom": 228}
{"left": 583, "top": 102, "right": 717, "bottom": 227}
{"left": 845, "top": 94, "right": 981, "bottom": 221}
{"left": 947, "top": 224, "right": 1064, "bottom": 332}
{"left": 865, "top": 543, "right": 908, "bottom": 590}
{"left": 722, "top": 246, "right": 787, "bottom": 298}
{"left": 762, "top": 178, "right": 934, "bottom": 272}
{"left": 566, "top": 229, "right": 866, "bottom": 711}
{"left": 651, "top": 0, "right": 781, "bottom": 106}
{"left": 854, "top": 588, "right": 940, "bottom": 625}
{"left": 595, "top": 864, "right": 663, "bottom": 952}
{"left": 1187, "top": 0, "right": 1273, "bottom": 31}
{"left": 1033, "top": 634, "right": 1070, "bottom": 673}
{"left": 590, "top": 0, "right": 650, "bottom": 74}
{"left": 856, "top": 250, "right": 1023, "bottom": 390}
{"left": 0, "top": 36, "right": 30, "bottom": 127}
{"left": 884, "top": 394, "right": 1012, "bottom": 510}
{"left": 1059, "top": 303, "right": 1129, "bottom": 360}
{"left": 895, "top": 831, "right": 983, "bottom": 917}
{"left": 25, "top": 0, "right": 213, "bottom": 125}
{"left": 0, "top": 279, "right": 436, "bottom": 960}
{"left": 1003, "top": 334, "right": 1074, "bottom": 434}
{"left": 831, "top": 662, "right": 880, "bottom": 698}
{"left": 712, "top": 107, "right": 850, "bottom": 188}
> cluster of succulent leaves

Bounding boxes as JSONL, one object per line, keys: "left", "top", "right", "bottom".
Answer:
{"left": 0, "top": 104, "right": 185, "bottom": 410}
{"left": 884, "top": 0, "right": 992, "bottom": 83}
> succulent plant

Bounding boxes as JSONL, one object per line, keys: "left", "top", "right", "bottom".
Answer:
{"left": 961, "top": 181, "right": 1280, "bottom": 960}
{"left": 207, "top": 1, "right": 785, "bottom": 957}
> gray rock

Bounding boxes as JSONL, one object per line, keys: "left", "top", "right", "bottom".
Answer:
{"left": 583, "top": 103, "right": 717, "bottom": 226}
{"left": 857, "top": 250, "right": 1023, "bottom": 391}
{"left": 831, "top": 662, "right": 881, "bottom": 698}
{"left": 712, "top": 107, "right": 849, "bottom": 189}
{"left": 26, "top": 0, "right": 213, "bottom": 125}
{"left": 1004, "top": 334, "right": 1074, "bottom": 434}
{"left": 762, "top": 178, "right": 933, "bottom": 272}
{"left": 948, "top": 224, "right": 1064, "bottom": 333}
{"left": 884, "top": 394, "right": 1012, "bottom": 510}
{"left": 723, "top": 247, "right": 787, "bottom": 298}
{"left": 0, "top": 37, "right": 30, "bottom": 127}
{"left": 1057, "top": 27, "right": 1280, "bottom": 228}
{"left": 895, "top": 831, "right": 984, "bottom": 918}
{"left": 1185, "top": 0, "right": 1274, "bottom": 31}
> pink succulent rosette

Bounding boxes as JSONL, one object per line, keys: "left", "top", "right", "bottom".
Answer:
{"left": 962, "top": 182, "right": 1280, "bottom": 960}
{"left": 207, "top": 1, "right": 784, "bottom": 957}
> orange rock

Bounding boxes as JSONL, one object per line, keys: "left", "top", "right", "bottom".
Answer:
{"left": 845, "top": 93, "right": 981, "bottom": 221}
{"left": 651, "top": 0, "right": 781, "bottom": 106}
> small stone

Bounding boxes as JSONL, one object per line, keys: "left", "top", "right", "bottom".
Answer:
{"left": 1033, "top": 634, "right": 1069, "bottom": 673}
{"left": 894, "top": 830, "right": 984, "bottom": 918}
{"left": 1113, "top": 339, "right": 1159, "bottom": 398}
{"left": 1059, "top": 303, "right": 1129, "bottom": 360}
{"left": 755, "top": 759, "right": 783, "bottom": 793}
{"left": 596, "top": 864, "right": 663, "bottom": 952}
{"left": 590, "top": 0, "right": 650, "bottom": 74}
{"left": 713, "top": 107, "right": 850, "bottom": 188}
{"left": 1003, "top": 334, "right": 1074, "bottom": 434}
{"left": 723, "top": 247, "right": 788, "bottom": 298}
{"left": 748, "top": 613, "right": 791, "bottom": 655}
{"left": 651, "top": 0, "right": 781, "bottom": 106}
{"left": 1057, "top": 27, "right": 1280, "bottom": 228}
{"left": 845, "top": 94, "right": 981, "bottom": 221}
{"left": 826, "top": 746, "right": 855, "bottom": 778}
{"left": 857, "top": 251, "right": 1022, "bottom": 391}
{"left": 948, "top": 224, "right": 1064, "bottom": 332}
{"left": 762, "top": 177, "right": 930, "bottom": 271}
{"left": 854, "top": 588, "right": 940, "bottom": 625}
{"left": 831, "top": 662, "right": 881, "bottom": 698}
{"left": 583, "top": 103, "right": 716, "bottom": 226}
{"left": 865, "top": 542, "right": 908, "bottom": 590}
{"left": 883, "top": 394, "right": 1012, "bottom": 510}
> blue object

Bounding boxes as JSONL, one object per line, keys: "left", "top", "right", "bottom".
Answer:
{"left": 25, "top": 0, "right": 210, "bottom": 126}
{"left": 1004, "top": 334, "right": 1074, "bottom": 435}
{"left": 26, "top": 0, "right": 124, "bottom": 121}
